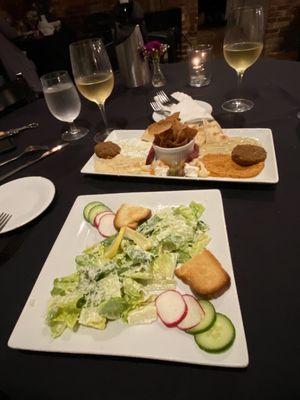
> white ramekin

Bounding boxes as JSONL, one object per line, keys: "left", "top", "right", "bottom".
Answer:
{"left": 153, "top": 139, "right": 195, "bottom": 165}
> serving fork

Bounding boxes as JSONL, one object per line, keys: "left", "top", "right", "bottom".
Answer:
{"left": 150, "top": 101, "right": 170, "bottom": 116}
{"left": 155, "top": 90, "right": 177, "bottom": 107}
{"left": 0, "top": 212, "right": 12, "bottom": 232}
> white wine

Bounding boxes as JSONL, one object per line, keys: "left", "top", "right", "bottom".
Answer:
{"left": 224, "top": 42, "right": 263, "bottom": 73}
{"left": 76, "top": 72, "right": 114, "bottom": 104}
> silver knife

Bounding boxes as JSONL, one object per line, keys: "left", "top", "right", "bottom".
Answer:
{"left": 0, "top": 143, "right": 69, "bottom": 183}
{"left": 186, "top": 118, "right": 214, "bottom": 124}
{"left": 0, "top": 122, "right": 39, "bottom": 141}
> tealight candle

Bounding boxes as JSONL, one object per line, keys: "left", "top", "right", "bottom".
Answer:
{"left": 188, "top": 44, "right": 213, "bottom": 87}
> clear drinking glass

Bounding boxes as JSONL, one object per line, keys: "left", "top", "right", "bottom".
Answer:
{"left": 41, "top": 70, "right": 88, "bottom": 141}
{"left": 188, "top": 44, "right": 213, "bottom": 87}
{"left": 69, "top": 38, "right": 114, "bottom": 142}
{"left": 222, "top": 6, "right": 264, "bottom": 113}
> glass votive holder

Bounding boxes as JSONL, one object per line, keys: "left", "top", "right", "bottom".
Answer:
{"left": 188, "top": 44, "right": 213, "bottom": 87}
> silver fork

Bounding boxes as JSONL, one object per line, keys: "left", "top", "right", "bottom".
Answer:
{"left": 156, "top": 90, "right": 177, "bottom": 107}
{"left": 0, "top": 145, "right": 49, "bottom": 168}
{"left": 0, "top": 212, "right": 12, "bottom": 232}
{"left": 150, "top": 101, "right": 170, "bottom": 116}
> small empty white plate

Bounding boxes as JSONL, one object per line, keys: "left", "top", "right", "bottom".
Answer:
{"left": 152, "top": 100, "right": 213, "bottom": 122}
{"left": 0, "top": 176, "right": 55, "bottom": 233}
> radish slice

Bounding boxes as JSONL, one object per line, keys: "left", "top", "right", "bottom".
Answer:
{"left": 155, "top": 290, "right": 187, "bottom": 327}
{"left": 94, "top": 211, "right": 114, "bottom": 228}
{"left": 98, "top": 213, "right": 117, "bottom": 237}
{"left": 177, "top": 294, "right": 203, "bottom": 330}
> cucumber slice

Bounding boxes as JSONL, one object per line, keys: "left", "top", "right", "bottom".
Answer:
{"left": 186, "top": 300, "right": 216, "bottom": 334}
{"left": 88, "top": 203, "right": 111, "bottom": 225}
{"left": 83, "top": 202, "right": 101, "bottom": 222}
{"left": 194, "top": 313, "right": 235, "bottom": 353}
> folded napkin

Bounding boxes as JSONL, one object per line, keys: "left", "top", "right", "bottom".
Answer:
{"left": 155, "top": 91, "right": 212, "bottom": 122}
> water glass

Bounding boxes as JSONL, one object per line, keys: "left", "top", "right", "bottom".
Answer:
{"left": 188, "top": 44, "right": 213, "bottom": 87}
{"left": 41, "top": 70, "right": 88, "bottom": 141}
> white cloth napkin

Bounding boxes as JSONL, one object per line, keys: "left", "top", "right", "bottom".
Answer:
{"left": 155, "top": 91, "right": 212, "bottom": 122}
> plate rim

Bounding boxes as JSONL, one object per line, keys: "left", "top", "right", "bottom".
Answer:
{"left": 81, "top": 128, "right": 279, "bottom": 184}
{"left": 152, "top": 99, "right": 213, "bottom": 122}
{"left": 0, "top": 176, "right": 56, "bottom": 234}
{"left": 8, "top": 189, "right": 249, "bottom": 368}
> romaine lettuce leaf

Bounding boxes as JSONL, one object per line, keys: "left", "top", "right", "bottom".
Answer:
{"left": 50, "top": 273, "right": 79, "bottom": 296}
{"left": 122, "top": 270, "right": 153, "bottom": 280}
{"left": 137, "top": 214, "right": 161, "bottom": 236}
{"left": 46, "top": 292, "right": 83, "bottom": 337}
{"left": 190, "top": 201, "right": 205, "bottom": 218}
{"left": 174, "top": 204, "right": 198, "bottom": 228}
{"left": 79, "top": 307, "right": 106, "bottom": 330}
{"left": 152, "top": 253, "right": 177, "bottom": 279}
{"left": 143, "top": 279, "right": 176, "bottom": 293}
{"left": 97, "top": 273, "right": 121, "bottom": 300}
{"left": 123, "top": 244, "right": 154, "bottom": 264}
{"left": 99, "top": 297, "right": 127, "bottom": 320}
{"left": 121, "top": 295, "right": 156, "bottom": 323}
{"left": 123, "top": 277, "right": 143, "bottom": 299}
{"left": 177, "top": 233, "right": 211, "bottom": 263}
{"left": 189, "top": 233, "right": 211, "bottom": 257}
{"left": 127, "top": 303, "right": 157, "bottom": 325}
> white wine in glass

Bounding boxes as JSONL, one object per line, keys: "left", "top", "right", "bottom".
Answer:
{"left": 76, "top": 73, "right": 114, "bottom": 105}
{"left": 222, "top": 6, "right": 264, "bottom": 113}
{"left": 69, "top": 38, "right": 114, "bottom": 142}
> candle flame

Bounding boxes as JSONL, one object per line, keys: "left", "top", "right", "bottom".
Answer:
{"left": 192, "top": 56, "right": 201, "bottom": 67}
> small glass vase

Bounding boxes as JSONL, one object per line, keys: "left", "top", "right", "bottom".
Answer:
{"left": 151, "top": 58, "right": 166, "bottom": 87}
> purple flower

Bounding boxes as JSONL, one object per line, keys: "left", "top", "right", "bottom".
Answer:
{"left": 141, "top": 41, "right": 168, "bottom": 61}
{"left": 145, "top": 41, "right": 162, "bottom": 52}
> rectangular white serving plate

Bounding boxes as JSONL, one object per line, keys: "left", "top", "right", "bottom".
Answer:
{"left": 81, "top": 129, "right": 279, "bottom": 184}
{"left": 8, "top": 190, "right": 249, "bottom": 368}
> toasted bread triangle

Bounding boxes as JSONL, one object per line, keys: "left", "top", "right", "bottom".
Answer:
{"left": 114, "top": 204, "right": 152, "bottom": 230}
{"left": 175, "top": 249, "right": 230, "bottom": 298}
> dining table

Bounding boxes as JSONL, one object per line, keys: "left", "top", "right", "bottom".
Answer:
{"left": 0, "top": 58, "right": 300, "bottom": 399}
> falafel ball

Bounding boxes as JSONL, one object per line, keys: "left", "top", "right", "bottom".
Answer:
{"left": 232, "top": 144, "right": 267, "bottom": 166}
{"left": 94, "top": 141, "right": 121, "bottom": 159}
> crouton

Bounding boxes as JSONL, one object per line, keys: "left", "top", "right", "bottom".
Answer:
{"left": 175, "top": 249, "right": 230, "bottom": 298}
{"left": 114, "top": 204, "right": 152, "bottom": 230}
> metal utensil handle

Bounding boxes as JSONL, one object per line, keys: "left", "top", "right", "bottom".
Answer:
{"left": 0, "top": 152, "right": 48, "bottom": 183}
{"left": 155, "top": 109, "right": 171, "bottom": 116}
{"left": 14, "top": 122, "right": 39, "bottom": 133}
{"left": 0, "top": 122, "right": 39, "bottom": 140}
{"left": 0, "top": 152, "right": 25, "bottom": 168}
{"left": 0, "top": 143, "right": 69, "bottom": 183}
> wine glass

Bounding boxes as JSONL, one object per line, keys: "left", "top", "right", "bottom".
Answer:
{"left": 222, "top": 6, "right": 264, "bottom": 113}
{"left": 69, "top": 38, "right": 114, "bottom": 142}
{"left": 41, "top": 71, "right": 88, "bottom": 141}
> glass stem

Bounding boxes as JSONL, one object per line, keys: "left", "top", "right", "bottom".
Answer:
{"left": 69, "top": 121, "right": 78, "bottom": 135}
{"left": 237, "top": 71, "right": 244, "bottom": 98}
{"left": 98, "top": 103, "right": 109, "bottom": 132}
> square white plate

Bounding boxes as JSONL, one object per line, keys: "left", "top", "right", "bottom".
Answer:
{"left": 81, "top": 129, "right": 279, "bottom": 184}
{"left": 8, "top": 190, "right": 248, "bottom": 368}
